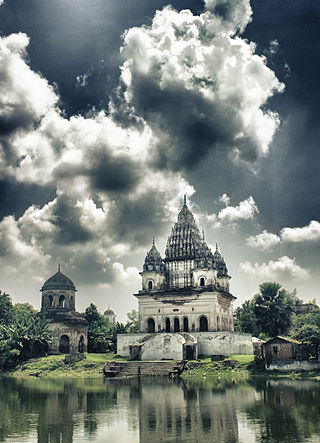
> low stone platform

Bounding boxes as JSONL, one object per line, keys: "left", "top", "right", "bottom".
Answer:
{"left": 103, "top": 360, "right": 189, "bottom": 377}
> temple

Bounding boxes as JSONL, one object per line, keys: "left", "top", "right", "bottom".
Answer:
{"left": 136, "top": 196, "right": 234, "bottom": 334}
{"left": 39, "top": 266, "right": 88, "bottom": 354}
{"left": 117, "top": 197, "right": 252, "bottom": 360}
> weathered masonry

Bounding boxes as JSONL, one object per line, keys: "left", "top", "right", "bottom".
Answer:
{"left": 39, "top": 266, "right": 88, "bottom": 354}
{"left": 117, "top": 196, "right": 252, "bottom": 360}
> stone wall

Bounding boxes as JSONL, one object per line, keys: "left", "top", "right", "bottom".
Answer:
{"left": 48, "top": 321, "right": 88, "bottom": 354}
{"left": 192, "top": 332, "right": 252, "bottom": 356}
{"left": 266, "top": 360, "right": 320, "bottom": 372}
{"left": 117, "top": 331, "right": 252, "bottom": 359}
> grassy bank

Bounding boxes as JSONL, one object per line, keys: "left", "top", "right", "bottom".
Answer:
{"left": 1, "top": 353, "right": 127, "bottom": 378}
{"left": 4, "top": 353, "right": 320, "bottom": 381}
{"left": 182, "top": 355, "right": 320, "bottom": 383}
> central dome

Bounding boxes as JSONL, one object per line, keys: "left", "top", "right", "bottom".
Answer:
{"left": 41, "top": 268, "right": 76, "bottom": 292}
{"left": 165, "top": 198, "right": 202, "bottom": 260}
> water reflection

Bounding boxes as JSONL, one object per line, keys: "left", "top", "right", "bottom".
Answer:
{"left": 1, "top": 376, "right": 320, "bottom": 442}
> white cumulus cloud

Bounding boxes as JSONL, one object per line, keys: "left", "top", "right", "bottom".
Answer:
{"left": 240, "top": 256, "right": 310, "bottom": 281}
{"left": 247, "top": 230, "right": 281, "bottom": 250}
{"left": 118, "top": 3, "right": 283, "bottom": 169}
{"left": 280, "top": 220, "right": 320, "bottom": 243}
{"left": 218, "top": 196, "right": 259, "bottom": 222}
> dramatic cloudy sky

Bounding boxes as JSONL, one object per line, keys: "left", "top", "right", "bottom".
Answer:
{"left": 0, "top": 0, "right": 319, "bottom": 320}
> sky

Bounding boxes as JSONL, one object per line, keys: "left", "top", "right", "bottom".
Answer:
{"left": 0, "top": 0, "right": 319, "bottom": 321}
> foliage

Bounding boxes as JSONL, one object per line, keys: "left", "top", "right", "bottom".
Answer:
{"left": 0, "top": 315, "right": 51, "bottom": 370}
{"left": 0, "top": 291, "right": 14, "bottom": 325}
{"left": 6, "top": 353, "right": 127, "bottom": 378}
{"left": 127, "top": 309, "right": 139, "bottom": 332}
{"left": 234, "top": 300, "right": 259, "bottom": 336}
{"left": 253, "top": 282, "right": 296, "bottom": 337}
{"left": 291, "top": 309, "right": 320, "bottom": 359}
{"left": 84, "top": 303, "right": 133, "bottom": 353}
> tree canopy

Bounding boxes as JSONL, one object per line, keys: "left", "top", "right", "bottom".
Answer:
{"left": 234, "top": 282, "right": 299, "bottom": 338}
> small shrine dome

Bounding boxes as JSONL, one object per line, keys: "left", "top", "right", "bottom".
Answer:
{"left": 41, "top": 266, "right": 76, "bottom": 292}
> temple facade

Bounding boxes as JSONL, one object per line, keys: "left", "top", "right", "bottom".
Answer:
{"left": 117, "top": 197, "right": 252, "bottom": 360}
{"left": 39, "top": 266, "right": 88, "bottom": 354}
{"left": 136, "top": 196, "right": 234, "bottom": 334}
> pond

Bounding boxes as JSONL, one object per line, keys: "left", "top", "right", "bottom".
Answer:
{"left": 1, "top": 376, "right": 320, "bottom": 442}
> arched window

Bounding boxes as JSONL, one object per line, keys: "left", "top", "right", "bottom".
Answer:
{"left": 183, "top": 317, "right": 189, "bottom": 332}
{"left": 165, "top": 318, "right": 170, "bottom": 333}
{"left": 70, "top": 296, "right": 74, "bottom": 308}
{"left": 174, "top": 317, "right": 180, "bottom": 333}
{"left": 217, "top": 316, "right": 220, "bottom": 331}
{"left": 48, "top": 295, "right": 53, "bottom": 307}
{"left": 78, "top": 335, "right": 85, "bottom": 353}
{"left": 147, "top": 318, "right": 155, "bottom": 333}
{"left": 200, "top": 277, "right": 205, "bottom": 287}
{"left": 199, "top": 316, "right": 208, "bottom": 332}
{"left": 59, "top": 295, "right": 65, "bottom": 308}
{"left": 59, "top": 335, "right": 70, "bottom": 353}
{"left": 148, "top": 280, "right": 153, "bottom": 290}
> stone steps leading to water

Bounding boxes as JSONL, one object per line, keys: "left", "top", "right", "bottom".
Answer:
{"left": 103, "top": 360, "right": 187, "bottom": 377}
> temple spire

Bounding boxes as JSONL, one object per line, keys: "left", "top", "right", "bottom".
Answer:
{"left": 216, "top": 243, "right": 219, "bottom": 252}
{"left": 183, "top": 194, "right": 187, "bottom": 206}
{"left": 58, "top": 263, "right": 61, "bottom": 272}
{"left": 152, "top": 236, "right": 155, "bottom": 246}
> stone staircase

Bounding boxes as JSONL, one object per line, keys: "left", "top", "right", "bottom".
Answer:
{"left": 103, "top": 360, "right": 187, "bottom": 377}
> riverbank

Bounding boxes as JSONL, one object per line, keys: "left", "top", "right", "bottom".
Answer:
{"left": 3, "top": 353, "right": 320, "bottom": 381}
{"left": 1, "top": 353, "right": 127, "bottom": 378}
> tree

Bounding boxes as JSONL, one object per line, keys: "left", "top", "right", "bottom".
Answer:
{"left": 0, "top": 291, "right": 14, "bottom": 325}
{"left": 13, "top": 303, "right": 37, "bottom": 323}
{"left": 253, "top": 282, "right": 295, "bottom": 337}
{"left": 234, "top": 300, "right": 259, "bottom": 336}
{"left": 291, "top": 309, "right": 320, "bottom": 359}
{"left": 127, "top": 309, "right": 139, "bottom": 332}
{"left": 108, "top": 322, "right": 132, "bottom": 352}
{"left": 83, "top": 303, "right": 113, "bottom": 352}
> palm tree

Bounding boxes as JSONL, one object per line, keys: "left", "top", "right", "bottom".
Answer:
{"left": 253, "top": 282, "right": 295, "bottom": 337}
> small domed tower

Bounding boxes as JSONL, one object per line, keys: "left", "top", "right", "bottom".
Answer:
{"left": 104, "top": 307, "right": 117, "bottom": 324}
{"left": 213, "top": 244, "right": 231, "bottom": 292}
{"left": 41, "top": 265, "right": 76, "bottom": 312}
{"left": 39, "top": 266, "right": 88, "bottom": 354}
{"left": 141, "top": 238, "right": 166, "bottom": 291}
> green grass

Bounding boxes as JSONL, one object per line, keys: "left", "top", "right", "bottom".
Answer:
{"left": 3, "top": 353, "right": 126, "bottom": 379}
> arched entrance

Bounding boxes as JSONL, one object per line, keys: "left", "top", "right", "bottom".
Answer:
{"left": 174, "top": 317, "right": 180, "bottom": 333}
{"left": 147, "top": 318, "right": 155, "bottom": 333}
{"left": 183, "top": 317, "right": 189, "bottom": 332}
{"left": 165, "top": 318, "right": 170, "bottom": 332}
{"left": 200, "top": 277, "right": 205, "bottom": 287}
{"left": 199, "top": 316, "right": 208, "bottom": 332}
{"left": 78, "top": 335, "right": 85, "bottom": 353}
{"left": 59, "top": 335, "right": 70, "bottom": 353}
{"left": 59, "top": 295, "right": 65, "bottom": 307}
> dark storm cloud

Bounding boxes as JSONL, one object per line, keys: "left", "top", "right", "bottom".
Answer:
{"left": 68, "top": 251, "right": 115, "bottom": 287}
{"left": 89, "top": 151, "right": 141, "bottom": 193}
{"left": 51, "top": 195, "right": 92, "bottom": 244}
{"left": 109, "top": 192, "right": 169, "bottom": 247}
{"left": 121, "top": 74, "right": 249, "bottom": 170}
{"left": 0, "top": 180, "right": 55, "bottom": 219}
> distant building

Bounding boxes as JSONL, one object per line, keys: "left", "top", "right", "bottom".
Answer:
{"left": 295, "top": 303, "right": 318, "bottom": 316}
{"left": 262, "top": 336, "right": 301, "bottom": 363}
{"left": 39, "top": 266, "right": 88, "bottom": 354}
{"left": 104, "top": 307, "right": 117, "bottom": 324}
{"left": 117, "top": 196, "right": 252, "bottom": 360}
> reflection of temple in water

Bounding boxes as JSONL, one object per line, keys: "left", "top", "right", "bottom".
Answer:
{"left": 126, "top": 377, "right": 255, "bottom": 443}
